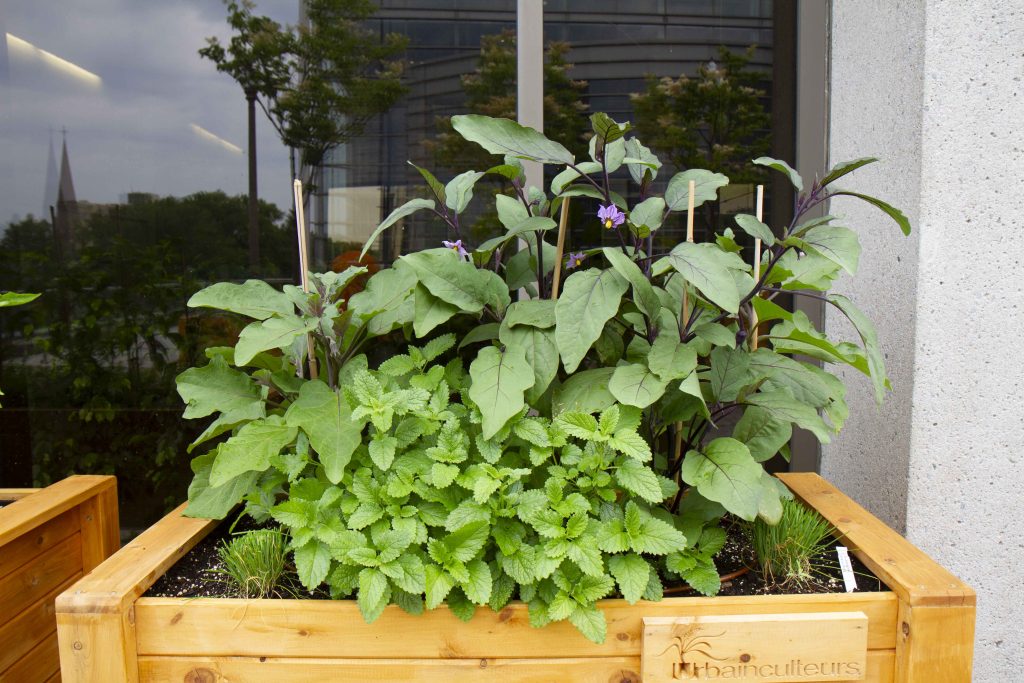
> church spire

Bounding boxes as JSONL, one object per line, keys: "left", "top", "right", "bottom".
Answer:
{"left": 44, "top": 129, "right": 59, "bottom": 216}
{"left": 57, "top": 128, "right": 76, "bottom": 205}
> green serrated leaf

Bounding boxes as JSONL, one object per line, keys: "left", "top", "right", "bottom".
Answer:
{"left": 607, "top": 554, "right": 649, "bottom": 604}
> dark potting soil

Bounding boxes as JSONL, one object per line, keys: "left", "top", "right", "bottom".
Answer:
{"left": 146, "top": 516, "right": 886, "bottom": 600}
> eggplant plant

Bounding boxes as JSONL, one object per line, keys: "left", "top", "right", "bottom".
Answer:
{"left": 177, "top": 113, "right": 908, "bottom": 642}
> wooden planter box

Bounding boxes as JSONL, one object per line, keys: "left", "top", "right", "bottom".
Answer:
{"left": 55, "top": 474, "right": 974, "bottom": 682}
{"left": 1, "top": 475, "right": 120, "bottom": 683}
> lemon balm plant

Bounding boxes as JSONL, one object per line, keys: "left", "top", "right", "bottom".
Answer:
{"left": 177, "top": 113, "right": 908, "bottom": 642}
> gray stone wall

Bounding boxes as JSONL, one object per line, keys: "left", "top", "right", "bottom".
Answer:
{"left": 825, "top": 1, "right": 1024, "bottom": 678}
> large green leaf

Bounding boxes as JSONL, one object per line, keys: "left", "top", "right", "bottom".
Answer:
{"left": 503, "top": 299, "right": 555, "bottom": 329}
{"left": 176, "top": 355, "right": 265, "bottom": 420}
{"left": 285, "top": 380, "right": 364, "bottom": 484}
{"left": 468, "top": 345, "right": 534, "bottom": 439}
{"left": 628, "top": 197, "right": 665, "bottom": 232}
{"left": 624, "top": 138, "right": 662, "bottom": 185}
{"left": 647, "top": 334, "right": 697, "bottom": 381}
{"left": 401, "top": 249, "right": 510, "bottom": 314}
{"left": 744, "top": 390, "right": 832, "bottom": 443}
{"left": 733, "top": 406, "right": 792, "bottom": 462}
{"left": 552, "top": 368, "right": 616, "bottom": 414}
{"left": 748, "top": 348, "right": 833, "bottom": 408}
{"left": 681, "top": 437, "right": 764, "bottom": 521}
{"left": 413, "top": 283, "right": 460, "bottom": 337}
{"left": 445, "top": 170, "right": 486, "bottom": 213}
{"left": 551, "top": 161, "right": 602, "bottom": 195}
{"left": 451, "top": 114, "right": 574, "bottom": 165}
{"left": 234, "top": 314, "right": 316, "bottom": 367}
{"left": 733, "top": 214, "right": 775, "bottom": 246}
{"left": 183, "top": 453, "right": 257, "bottom": 519}
{"left": 554, "top": 268, "right": 628, "bottom": 372}
{"left": 752, "top": 156, "right": 803, "bottom": 192}
{"left": 602, "top": 248, "right": 660, "bottom": 320}
{"left": 499, "top": 324, "right": 559, "bottom": 405}
{"left": 348, "top": 265, "right": 417, "bottom": 335}
{"left": 663, "top": 243, "right": 740, "bottom": 313}
{"left": 769, "top": 249, "right": 841, "bottom": 292}
{"left": 359, "top": 198, "right": 435, "bottom": 260}
{"left": 708, "top": 347, "right": 753, "bottom": 402}
{"left": 188, "top": 279, "right": 293, "bottom": 320}
{"left": 210, "top": 416, "right": 297, "bottom": 486}
{"left": 608, "top": 362, "right": 669, "bottom": 409}
{"left": 665, "top": 169, "right": 729, "bottom": 212}
{"left": 786, "top": 225, "right": 861, "bottom": 275}
{"left": 827, "top": 294, "right": 888, "bottom": 404}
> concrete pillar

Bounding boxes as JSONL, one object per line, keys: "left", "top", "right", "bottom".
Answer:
{"left": 825, "top": 1, "right": 1024, "bottom": 678}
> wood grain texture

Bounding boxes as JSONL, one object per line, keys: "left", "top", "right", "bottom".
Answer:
{"left": 0, "top": 508, "right": 78, "bottom": 582}
{"left": 0, "top": 573, "right": 80, "bottom": 674}
{"left": 0, "top": 533, "right": 82, "bottom": 624}
{"left": 77, "top": 484, "right": 120, "bottom": 573}
{"left": 56, "top": 608, "right": 138, "bottom": 683}
{"left": 0, "top": 476, "right": 115, "bottom": 548}
{"left": 0, "top": 488, "right": 41, "bottom": 501}
{"left": 641, "top": 612, "right": 868, "bottom": 682}
{"left": 56, "top": 502, "right": 217, "bottom": 616}
{"left": 135, "top": 592, "right": 896, "bottom": 658}
{"left": 779, "top": 473, "right": 974, "bottom": 608}
{"left": 0, "top": 629, "right": 60, "bottom": 683}
{"left": 0, "top": 477, "right": 119, "bottom": 683}
{"left": 138, "top": 656, "right": 642, "bottom": 682}
{"left": 894, "top": 602, "right": 975, "bottom": 683}
{"left": 131, "top": 651, "right": 895, "bottom": 683}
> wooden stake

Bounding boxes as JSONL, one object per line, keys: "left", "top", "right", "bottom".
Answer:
{"left": 675, "top": 180, "right": 697, "bottom": 481}
{"left": 550, "top": 197, "right": 571, "bottom": 300}
{"left": 681, "top": 179, "right": 696, "bottom": 324}
{"left": 750, "top": 185, "right": 764, "bottom": 350}
{"left": 292, "top": 180, "right": 318, "bottom": 380}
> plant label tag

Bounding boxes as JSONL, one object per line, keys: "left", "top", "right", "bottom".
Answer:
{"left": 836, "top": 545, "right": 857, "bottom": 592}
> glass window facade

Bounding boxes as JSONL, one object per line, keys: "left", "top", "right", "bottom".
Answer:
{"left": 1, "top": 1, "right": 803, "bottom": 532}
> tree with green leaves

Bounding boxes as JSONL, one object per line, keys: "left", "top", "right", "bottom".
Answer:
{"left": 200, "top": 0, "right": 408, "bottom": 273}
{"left": 429, "top": 29, "right": 589, "bottom": 173}
{"left": 631, "top": 46, "right": 771, "bottom": 183}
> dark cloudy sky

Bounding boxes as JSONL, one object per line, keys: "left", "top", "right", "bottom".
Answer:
{"left": 0, "top": 0, "right": 297, "bottom": 223}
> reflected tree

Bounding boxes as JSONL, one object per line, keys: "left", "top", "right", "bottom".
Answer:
{"left": 631, "top": 46, "right": 771, "bottom": 183}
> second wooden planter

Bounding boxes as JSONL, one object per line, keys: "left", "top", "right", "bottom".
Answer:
{"left": 1, "top": 475, "right": 120, "bottom": 683}
{"left": 55, "top": 473, "right": 975, "bottom": 682}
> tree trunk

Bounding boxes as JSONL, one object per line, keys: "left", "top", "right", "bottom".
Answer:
{"left": 246, "top": 90, "right": 260, "bottom": 276}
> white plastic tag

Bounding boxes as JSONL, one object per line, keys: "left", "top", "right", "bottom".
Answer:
{"left": 836, "top": 545, "right": 857, "bottom": 592}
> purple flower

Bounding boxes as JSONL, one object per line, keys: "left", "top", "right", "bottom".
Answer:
{"left": 442, "top": 239, "right": 469, "bottom": 259}
{"left": 597, "top": 204, "right": 625, "bottom": 230}
{"left": 565, "top": 251, "right": 586, "bottom": 270}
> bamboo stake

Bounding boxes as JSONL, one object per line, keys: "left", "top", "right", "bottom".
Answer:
{"left": 550, "top": 196, "right": 571, "bottom": 300}
{"left": 292, "top": 179, "right": 318, "bottom": 380}
{"left": 681, "top": 179, "right": 696, "bottom": 324}
{"left": 674, "top": 179, "right": 697, "bottom": 473}
{"left": 750, "top": 184, "right": 764, "bottom": 350}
